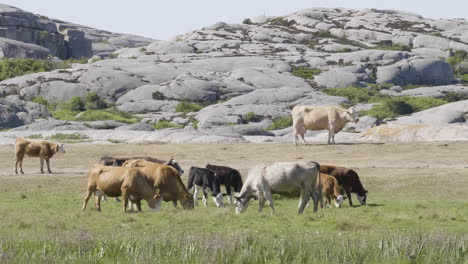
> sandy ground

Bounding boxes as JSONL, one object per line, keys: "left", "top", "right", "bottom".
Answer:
{"left": 1, "top": 141, "right": 467, "bottom": 201}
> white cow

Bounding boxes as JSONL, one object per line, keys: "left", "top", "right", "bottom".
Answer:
{"left": 234, "top": 161, "right": 322, "bottom": 214}
{"left": 292, "top": 105, "right": 359, "bottom": 145}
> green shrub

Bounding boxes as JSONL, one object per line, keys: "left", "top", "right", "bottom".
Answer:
{"left": 269, "top": 17, "right": 296, "bottom": 27}
{"left": 74, "top": 109, "right": 139, "bottom": 123}
{"left": 50, "top": 133, "right": 89, "bottom": 141}
{"left": 85, "top": 92, "right": 107, "bottom": 110}
{"left": 26, "top": 134, "right": 42, "bottom": 139}
{"left": 323, "top": 85, "right": 389, "bottom": 105}
{"left": 367, "top": 83, "right": 393, "bottom": 90}
{"left": 361, "top": 96, "right": 447, "bottom": 119}
{"left": 61, "top": 96, "right": 85, "bottom": 112}
{"left": 175, "top": 101, "right": 204, "bottom": 113}
{"left": 459, "top": 74, "right": 468, "bottom": 83}
{"left": 52, "top": 108, "right": 139, "bottom": 123}
{"left": 32, "top": 96, "right": 48, "bottom": 106}
{"left": 372, "top": 44, "right": 411, "bottom": 52}
{"left": 242, "top": 18, "right": 252, "bottom": 25}
{"left": 291, "top": 66, "right": 321, "bottom": 80}
{"left": 265, "top": 116, "right": 293, "bottom": 131}
{"left": 244, "top": 112, "right": 262, "bottom": 122}
{"left": 444, "top": 91, "right": 468, "bottom": 102}
{"left": 108, "top": 53, "right": 118, "bottom": 59}
{"left": 152, "top": 120, "right": 183, "bottom": 130}
{"left": 402, "top": 84, "right": 426, "bottom": 90}
{"left": 51, "top": 109, "right": 79, "bottom": 120}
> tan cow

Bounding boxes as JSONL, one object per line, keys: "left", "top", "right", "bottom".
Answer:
{"left": 82, "top": 164, "right": 162, "bottom": 212}
{"left": 14, "top": 138, "right": 66, "bottom": 174}
{"left": 123, "top": 160, "right": 194, "bottom": 210}
{"left": 291, "top": 105, "right": 358, "bottom": 145}
{"left": 318, "top": 173, "right": 344, "bottom": 208}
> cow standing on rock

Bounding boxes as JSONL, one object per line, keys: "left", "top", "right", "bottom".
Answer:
{"left": 292, "top": 105, "right": 359, "bottom": 145}
{"left": 14, "top": 138, "right": 66, "bottom": 174}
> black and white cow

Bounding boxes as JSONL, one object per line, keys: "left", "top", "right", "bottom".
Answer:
{"left": 187, "top": 166, "right": 223, "bottom": 207}
{"left": 205, "top": 164, "right": 243, "bottom": 205}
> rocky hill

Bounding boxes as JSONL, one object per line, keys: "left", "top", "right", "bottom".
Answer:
{"left": 0, "top": 4, "right": 154, "bottom": 59}
{"left": 0, "top": 7, "right": 467, "bottom": 143}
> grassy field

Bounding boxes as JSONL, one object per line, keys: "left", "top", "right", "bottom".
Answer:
{"left": 0, "top": 142, "right": 467, "bottom": 263}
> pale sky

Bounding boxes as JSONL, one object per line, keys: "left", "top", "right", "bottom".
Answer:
{"left": 2, "top": 0, "right": 467, "bottom": 40}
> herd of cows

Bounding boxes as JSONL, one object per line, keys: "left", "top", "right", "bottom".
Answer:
{"left": 13, "top": 108, "right": 369, "bottom": 214}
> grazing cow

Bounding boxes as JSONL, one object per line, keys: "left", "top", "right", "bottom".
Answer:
{"left": 14, "top": 138, "right": 65, "bottom": 174}
{"left": 205, "top": 164, "right": 243, "bottom": 205}
{"left": 234, "top": 161, "right": 322, "bottom": 214}
{"left": 318, "top": 173, "right": 344, "bottom": 208}
{"left": 291, "top": 105, "right": 359, "bottom": 145}
{"left": 320, "top": 165, "right": 368, "bottom": 206}
{"left": 187, "top": 167, "right": 224, "bottom": 207}
{"left": 99, "top": 156, "right": 184, "bottom": 174}
{"left": 123, "top": 159, "right": 194, "bottom": 210}
{"left": 82, "top": 165, "right": 162, "bottom": 212}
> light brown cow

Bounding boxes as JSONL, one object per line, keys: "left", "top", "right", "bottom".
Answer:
{"left": 14, "top": 138, "right": 66, "bottom": 174}
{"left": 291, "top": 105, "right": 358, "bottom": 145}
{"left": 123, "top": 159, "right": 194, "bottom": 210}
{"left": 82, "top": 164, "right": 162, "bottom": 212}
{"left": 318, "top": 173, "right": 344, "bottom": 208}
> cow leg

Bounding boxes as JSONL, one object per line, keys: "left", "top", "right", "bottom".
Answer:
{"left": 258, "top": 192, "right": 266, "bottom": 213}
{"left": 226, "top": 185, "right": 233, "bottom": 205}
{"left": 310, "top": 188, "right": 321, "bottom": 212}
{"left": 39, "top": 157, "right": 44, "bottom": 173}
{"left": 202, "top": 189, "right": 208, "bottom": 207}
{"left": 82, "top": 190, "right": 93, "bottom": 211}
{"left": 122, "top": 188, "right": 130, "bottom": 213}
{"left": 262, "top": 189, "right": 276, "bottom": 214}
{"left": 345, "top": 187, "right": 353, "bottom": 207}
{"left": 94, "top": 193, "right": 102, "bottom": 211}
{"left": 299, "top": 127, "right": 307, "bottom": 144}
{"left": 135, "top": 200, "right": 142, "bottom": 212}
{"left": 298, "top": 189, "right": 310, "bottom": 214}
{"left": 114, "top": 197, "right": 121, "bottom": 202}
{"left": 172, "top": 200, "right": 178, "bottom": 208}
{"left": 45, "top": 158, "right": 52, "bottom": 174}
{"left": 193, "top": 186, "right": 199, "bottom": 206}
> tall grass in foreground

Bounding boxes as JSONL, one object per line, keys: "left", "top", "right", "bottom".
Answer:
{"left": 1, "top": 232, "right": 466, "bottom": 263}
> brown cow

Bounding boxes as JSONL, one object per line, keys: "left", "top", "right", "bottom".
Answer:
{"left": 14, "top": 138, "right": 66, "bottom": 174}
{"left": 99, "top": 156, "right": 184, "bottom": 174}
{"left": 82, "top": 164, "right": 162, "bottom": 212}
{"left": 320, "top": 165, "right": 368, "bottom": 206}
{"left": 318, "top": 173, "right": 345, "bottom": 208}
{"left": 291, "top": 105, "right": 358, "bottom": 145}
{"left": 123, "top": 159, "right": 194, "bottom": 210}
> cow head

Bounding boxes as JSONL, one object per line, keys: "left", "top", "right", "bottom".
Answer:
{"left": 346, "top": 107, "right": 359, "bottom": 123}
{"left": 356, "top": 190, "right": 368, "bottom": 205}
{"left": 234, "top": 195, "right": 251, "bottom": 214}
{"left": 181, "top": 193, "right": 194, "bottom": 210}
{"left": 212, "top": 193, "right": 224, "bottom": 208}
{"left": 55, "top": 143, "right": 66, "bottom": 154}
{"left": 334, "top": 195, "right": 344, "bottom": 208}
{"left": 166, "top": 159, "right": 184, "bottom": 175}
{"left": 148, "top": 194, "right": 163, "bottom": 212}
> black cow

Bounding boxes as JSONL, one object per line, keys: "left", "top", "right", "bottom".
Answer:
{"left": 99, "top": 156, "right": 184, "bottom": 174}
{"left": 187, "top": 166, "right": 224, "bottom": 207}
{"left": 205, "top": 164, "right": 243, "bottom": 205}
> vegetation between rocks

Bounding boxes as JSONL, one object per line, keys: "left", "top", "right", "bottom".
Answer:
{"left": 0, "top": 58, "right": 88, "bottom": 82}
{"left": 324, "top": 86, "right": 450, "bottom": 119}
{"left": 265, "top": 116, "right": 293, "bottom": 131}
{"left": 175, "top": 101, "right": 204, "bottom": 113}
{"left": 152, "top": 120, "right": 184, "bottom": 130}
{"left": 291, "top": 66, "right": 322, "bottom": 80}
{"left": 49, "top": 133, "right": 89, "bottom": 143}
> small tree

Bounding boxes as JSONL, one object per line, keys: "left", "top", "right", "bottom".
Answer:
{"left": 62, "top": 96, "right": 85, "bottom": 112}
{"left": 85, "top": 92, "right": 106, "bottom": 110}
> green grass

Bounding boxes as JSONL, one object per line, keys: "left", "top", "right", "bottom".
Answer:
{"left": 152, "top": 120, "right": 184, "bottom": 130}
{"left": 244, "top": 112, "right": 262, "bottom": 122}
{"left": 360, "top": 97, "right": 447, "bottom": 119}
{"left": 175, "top": 101, "right": 205, "bottom": 114}
{"left": 323, "top": 85, "right": 389, "bottom": 105}
{"left": 291, "top": 66, "right": 321, "bottom": 80}
{"left": 49, "top": 133, "right": 89, "bottom": 141}
{"left": 324, "top": 86, "right": 450, "bottom": 119}
{"left": 52, "top": 108, "right": 139, "bottom": 124}
{"left": 0, "top": 191, "right": 466, "bottom": 263}
{"left": 265, "top": 116, "right": 293, "bottom": 131}
{"left": 25, "top": 134, "right": 42, "bottom": 139}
